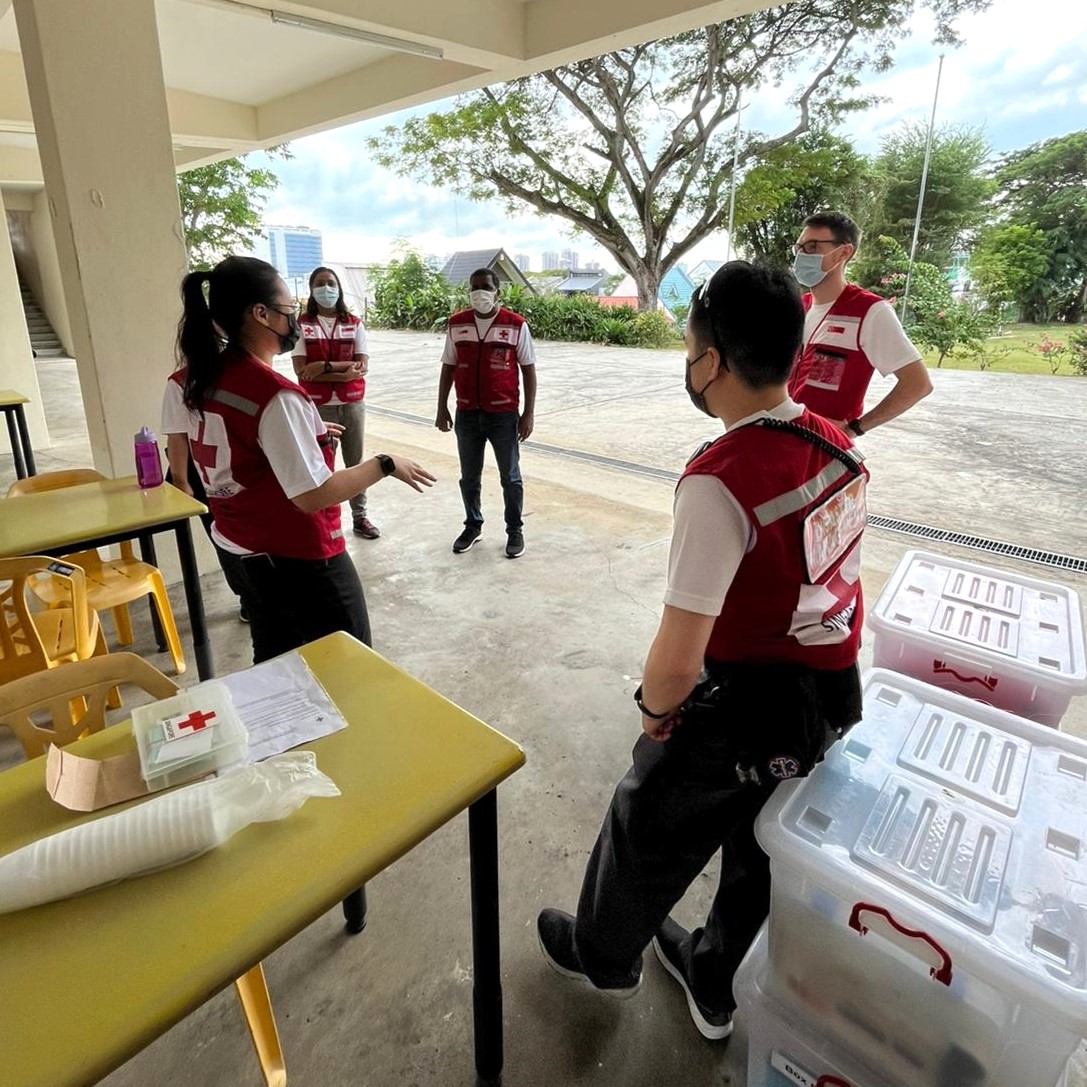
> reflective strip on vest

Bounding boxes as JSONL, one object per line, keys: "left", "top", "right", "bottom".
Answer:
{"left": 753, "top": 460, "right": 850, "bottom": 526}
{"left": 210, "top": 388, "right": 261, "bottom": 416}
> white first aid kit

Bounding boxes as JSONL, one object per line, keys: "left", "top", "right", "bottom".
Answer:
{"left": 755, "top": 670, "right": 1087, "bottom": 1087}
{"left": 132, "top": 682, "right": 248, "bottom": 791}
{"left": 867, "top": 550, "right": 1087, "bottom": 725}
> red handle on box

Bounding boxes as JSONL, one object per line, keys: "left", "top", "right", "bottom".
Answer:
{"left": 933, "top": 659, "right": 998, "bottom": 692}
{"left": 816, "top": 1078, "right": 853, "bottom": 1087}
{"left": 848, "top": 902, "right": 953, "bottom": 986}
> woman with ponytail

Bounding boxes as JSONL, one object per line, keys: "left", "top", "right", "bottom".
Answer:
{"left": 160, "top": 256, "right": 435, "bottom": 664}
{"left": 292, "top": 266, "right": 379, "bottom": 538}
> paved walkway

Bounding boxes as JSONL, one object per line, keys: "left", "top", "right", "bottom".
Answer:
{"left": 2, "top": 339, "right": 1085, "bottom": 1087}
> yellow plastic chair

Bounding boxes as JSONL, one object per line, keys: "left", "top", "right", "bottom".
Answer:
{"left": 7, "top": 470, "right": 186, "bottom": 675}
{"left": 0, "top": 653, "right": 286, "bottom": 1086}
{"left": 0, "top": 555, "right": 107, "bottom": 687}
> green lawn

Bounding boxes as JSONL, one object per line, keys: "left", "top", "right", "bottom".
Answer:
{"left": 922, "top": 323, "right": 1083, "bottom": 377}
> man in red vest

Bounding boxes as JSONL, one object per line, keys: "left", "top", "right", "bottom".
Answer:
{"left": 538, "top": 261, "right": 866, "bottom": 1043}
{"left": 788, "top": 211, "right": 932, "bottom": 439}
{"left": 436, "top": 268, "right": 537, "bottom": 558}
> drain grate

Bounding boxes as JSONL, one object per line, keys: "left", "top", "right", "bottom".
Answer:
{"left": 368, "top": 405, "right": 1086, "bottom": 574}
{"left": 864, "top": 516, "right": 1087, "bottom": 574}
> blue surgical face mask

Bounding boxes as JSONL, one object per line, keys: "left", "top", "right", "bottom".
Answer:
{"left": 312, "top": 285, "right": 340, "bottom": 308}
{"left": 792, "top": 252, "right": 829, "bottom": 289}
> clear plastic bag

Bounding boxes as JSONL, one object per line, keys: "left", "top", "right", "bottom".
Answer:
{"left": 0, "top": 752, "right": 339, "bottom": 913}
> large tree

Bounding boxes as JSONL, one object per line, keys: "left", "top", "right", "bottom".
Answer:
{"left": 867, "top": 122, "right": 994, "bottom": 269}
{"left": 970, "top": 223, "right": 1051, "bottom": 319}
{"left": 369, "top": 0, "right": 984, "bottom": 310}
{"left": 177, "top": 150, "right": 288, "bottom": 270}
{"left": 734, "top": 129, "right": 875, "bottom": 266}
{"left": 994, "top": 131, "right": 1087, "bottom": 323}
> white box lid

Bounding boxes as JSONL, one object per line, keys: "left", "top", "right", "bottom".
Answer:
{"left": 868, "top": 550, "right": 1087, "bottom": 688}
{"left": 757, "top": 669, "right": 1087, "bottom": 1017}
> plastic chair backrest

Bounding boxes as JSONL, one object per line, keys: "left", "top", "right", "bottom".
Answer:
{"left": 5, "top": 468, "right": 106, "bottom": 498}
{"left": 0, "top": 652, "right": 179, "bottom": 759}
{"left": 0, "top": 556, "right": 94, "bottom": 685}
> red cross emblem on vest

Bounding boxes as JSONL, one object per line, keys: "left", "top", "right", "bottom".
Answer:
{"left": 190, "top": 419, "right": 218, "bottom": 484}
{"left": 498, "top": 329, "right": 510, "bottom": 340}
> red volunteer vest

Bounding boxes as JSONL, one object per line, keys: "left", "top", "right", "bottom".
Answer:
{"left": 297, "top": 314, "right": 365, "bottom": 406}
{"left": 682, "top": 409, "right": 868, "bottom": 670}
{"left": 449, "top": 308, "right": 525, "bottom": 413}
{"left": 170, "top": 351, "right": 344, "bottom": 561}
{"left": 789, "top": 285, "right": 884, "bottom": 422}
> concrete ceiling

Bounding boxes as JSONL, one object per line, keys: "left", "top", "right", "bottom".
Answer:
{"left": 0, "top": 0, "right": 766, "bottom": 187}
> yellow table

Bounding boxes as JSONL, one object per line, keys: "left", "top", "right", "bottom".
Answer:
{"left": 0, "top": 633, "right": 525, "bottom": 1087}
{"left": 0, "top": 475, "right": 213, "bottom": 678}
{"left": 0, "top": 388, "right": 35, "bottom": 479}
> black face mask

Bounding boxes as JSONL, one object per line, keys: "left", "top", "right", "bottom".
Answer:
{"left": 685, "top": 349, "right": 718, "bottom": 416}
{"left": 278, "top": 312, "right": 301, "bottom": 354}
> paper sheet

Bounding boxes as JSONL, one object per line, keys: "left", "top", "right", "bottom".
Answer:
{"left": 222, "top": 652, "right": 347, "bottom": 764}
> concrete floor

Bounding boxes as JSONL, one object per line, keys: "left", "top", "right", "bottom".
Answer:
{"left": 2, "top": 338, "right": 1086, "bottom": 1087}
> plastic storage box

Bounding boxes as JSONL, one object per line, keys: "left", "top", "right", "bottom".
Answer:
{"left": 132, "top": 681, "right": 247, "bottom": 791}
{"left": 735, "top": 927, "right": 939, "bottom": 1087}
{"left": 867, "top": 550, "right": 1087, "bottom": 725}
{"left": 756, "top": 670, "right": 1087, "bottom": 1087}
{"left": 732, "top": 927, "right": 1072, "bottom": 1087}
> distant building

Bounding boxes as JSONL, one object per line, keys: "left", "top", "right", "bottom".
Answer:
{"left": 659, "top": 265, "right": 697, "bottom": 310}
{"left": 560, "top": 248, "right": 579, "bottom": 271}
{"left": 514, "top": 253, "right": 532, "bottom": 272}
{"left": 440, "top": 248, "right": 535, "bottom": 293}
{"left": 689, "top": 259, "right": 725, "bottom": 286}
{"left": 542, "top": 251, "right": 561, "bottom": 271}
{"left": 264, "top": 224, "right": 323, "bottom": 281}
{"left": 554, "top": 271, "right": 611, "bottom": 297}
{"left": 584, "top": 260, "right": 603, "bottom": 272}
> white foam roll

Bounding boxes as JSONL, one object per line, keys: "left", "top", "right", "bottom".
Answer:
{"left": 0, "top": 751, "right": 339, "bottom": 913}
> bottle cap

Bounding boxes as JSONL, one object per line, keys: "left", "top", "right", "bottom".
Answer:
{"left": 135, "top": 426, "right": 156, "bottom": 444}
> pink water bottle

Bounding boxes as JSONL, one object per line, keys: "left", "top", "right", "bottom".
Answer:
{"left": 134, "top": 426, "right": 163, "bottom": 488}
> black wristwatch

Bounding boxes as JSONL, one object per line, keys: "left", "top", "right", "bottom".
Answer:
{"left": 633, "top": 684, "right": 669, "bottom": 720}
{"left": 376, "top": 453, "right": 396, "bottom": 476}
{"left": 323, "top": 360, "right": 333, "bottom": 374}
{"left": 847, "top": 418, "right": 865, "bottom": 437}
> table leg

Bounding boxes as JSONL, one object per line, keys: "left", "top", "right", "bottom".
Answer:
{"left": 342, "top": 886, "right": 368, "bottom": 934}
{"left": 14, "top": 404, "right": 35, "bottom": 476}
{"left": 174, "top": 520, "right": 214, "bottom": 680}
{"left": 138, "top": 534, "right": 167, "bottom": 652}
{"left": 469, "top": 789, "right": 503, "bottom": 1087}
{"left": 5, "top": 409, "right": 27, "bottom": 480}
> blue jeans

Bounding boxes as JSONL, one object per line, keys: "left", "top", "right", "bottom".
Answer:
{"left": 455, "top": 409, "right": 523, "bottom": 530}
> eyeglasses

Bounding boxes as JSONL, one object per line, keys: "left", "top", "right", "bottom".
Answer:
{"left": 792, "top": 239, "right": 841, "bottom": 256}
{"left": 269, "top": 302, "right": 301, "bottom": 318}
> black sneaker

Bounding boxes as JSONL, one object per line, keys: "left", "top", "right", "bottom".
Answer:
{"left": 453, "top": 526, "right": 482, "bottom": 553}
{"left": 652, "top": 918, "right": 733, "bottom": 1040}
{"left": 536, "top": 908, "right": 642, "bottom": 998}
{"left": 505, "top": 528, "right": 525, "bottom": 559}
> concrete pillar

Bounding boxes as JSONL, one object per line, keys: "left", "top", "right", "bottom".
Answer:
{"left": 0, "top": 188, "right": 48, "bottom": 448}
{"left": 14, "top": 0, "right": 188, "bottom": 477}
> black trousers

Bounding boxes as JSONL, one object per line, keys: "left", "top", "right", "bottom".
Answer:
{"left": 218, "top": 549, "right": 372, "bottom": 664}
{"left": 572, "top": 663, "right": 860, "bottom": 1013}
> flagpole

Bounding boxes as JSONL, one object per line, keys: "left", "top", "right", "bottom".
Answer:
{"left": 725, "top": 87, "right": 743, "bottom": 262}
{"left": 900, "top": 53, "right": 945, "bottom": 318}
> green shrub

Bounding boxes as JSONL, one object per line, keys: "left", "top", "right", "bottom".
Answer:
{"left": 370, "top": 247, "right": 680, "bottom": 347}
{"left": 1068, "top": 328, "right": 1087, "bottom": 376}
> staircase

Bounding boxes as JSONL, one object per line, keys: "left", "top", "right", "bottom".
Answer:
{"left": 18, "top": 274, "right": 67, "bottom": 358}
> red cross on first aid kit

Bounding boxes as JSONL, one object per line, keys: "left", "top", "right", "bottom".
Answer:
{"left": 160, "top": 709, "right": 217, "bottom": 744}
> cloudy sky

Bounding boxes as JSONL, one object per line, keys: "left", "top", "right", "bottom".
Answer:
{"left": 256, "top": 0, "right": 1087, "bottom": 272}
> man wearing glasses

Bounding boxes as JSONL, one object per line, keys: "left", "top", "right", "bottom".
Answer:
{"left": 789, "top": 211, "right": 932, "bottom": 438}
